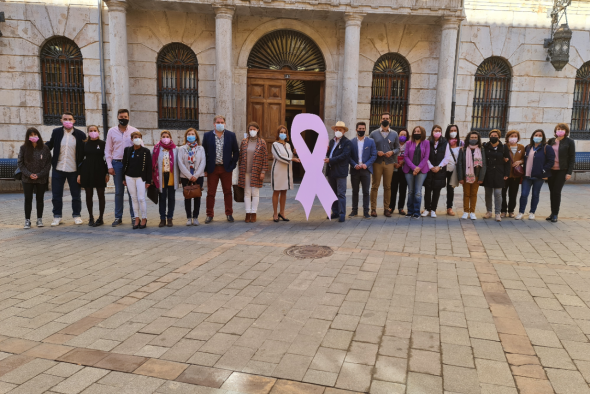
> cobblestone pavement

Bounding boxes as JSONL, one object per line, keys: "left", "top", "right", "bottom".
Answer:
{"left": 1, "top": 184, "right": 590, "bottom": 393}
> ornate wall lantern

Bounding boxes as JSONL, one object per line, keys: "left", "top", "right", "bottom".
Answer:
{"left": 544, "top": 0, "right": 572, "bottom": 71}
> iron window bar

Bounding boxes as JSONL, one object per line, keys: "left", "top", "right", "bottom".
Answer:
{"left": 471, "top": 57, "right": 511, "bottom": 137}
{"left": 571, "top": 62, "right": 590, "bottom": 140}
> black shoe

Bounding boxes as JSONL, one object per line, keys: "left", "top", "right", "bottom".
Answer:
{"left": 405, "top": 213, "right": 412, "bottom": 218}
{"left": 205, "top": 216, "right": 213, "bottom": 224}
{"left": 348, "top": 211, "right": 358, "bottom": 217}
{"left": 93, "top": 218, "right": 104, "bottom": 227}
{"left": 551, "top": 215, "right": 558, "bottom": 223}
{"left": 133, "top": 219, "right": 140, "bottom": 230}
{"left": 227, "top": 215, "right": 234, "bottom": 222}
{"left": 88, "top": 218, "right": 95, "bottom": 227}
{"left": 273, "top": 217, "right": 279, "bottom": 223}
{"left": 412, "top": 214, "right": 420, "bottom": 219}
{"left": 139, "top": 219, "right": 147, "bottom": 229}
{"left": 112, "top": 218, "right": 122, "bottom": 227}
{"left": 339, "top": 215, "right": 345, "bottom": 223}
{"left": 278, "top": 213, "right": 289, "bottom": 222}
{"left": 546, "top": 215, "right": 553, "bottom": 221}
{"left": 330, "top": 213, "right": 339, "bottom": 219}
{"left": 363, "top": 212, "right": 371, "bottom": 219}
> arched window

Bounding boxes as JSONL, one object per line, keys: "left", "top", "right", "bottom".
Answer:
{"left": 157, "top": 43, "right": 199, "bottom": 130}
{"left": 471, "top": 57, "right": 511, "bottom": 137}
{"left": 370, "top": 53, "right": 410, "bottom": 131}
{"left": 572, "top": 62, "right": 590, "bottom": 139}
{"left": 41, "top": 37, "right": 86, "bottom": 126}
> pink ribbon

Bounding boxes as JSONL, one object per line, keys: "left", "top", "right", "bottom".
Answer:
{"left": 291, "top": 114, "right": 337, "bottom": 220}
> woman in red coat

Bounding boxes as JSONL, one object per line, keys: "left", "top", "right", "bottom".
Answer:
{"left": 238, "top": 122, "right": 268, "bottom": 223}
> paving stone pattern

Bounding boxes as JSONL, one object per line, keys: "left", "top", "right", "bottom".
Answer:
{"left": 0, "top": 185, "right": 590, "bottom": 393}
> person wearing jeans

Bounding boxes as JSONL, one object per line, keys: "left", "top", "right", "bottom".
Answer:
{"left": 456, "top": 131, "right": 486, "bottom": 220}
{"left": 46, "top": 112, "right": 86, "bottom": 226}
{"left": 546, "top": 123, "right": 576, "bottom": 222}
{"left": 482, "top": 129, "right": 510, "bottom": 222}
{"left": 122, "top": 131, "right": 152, "bottom": 229}
{"left": 402, "top": 126, "right": 430, "bottom": 218}
{"left": 326, "top": 121, "right": 353, "bottom": 222}
{"left": 349, "top": 122, "right": 377, "bottom": 219}
{"left": 202, "top": 115, "right": 240, "bottom": 223}
{"left": 152, "top": 131, "right": 179, "bottom": 228}
{"left": 105, "top": 109, "right": 138, "bottom": 226}
{"left": 238, "top": 122, "right": 268, "bottom": 223}
{"left": 178, "top": 128, "right": 206, "bottom": 226}
{"left": 18, "top": 128, "right": 52, "bottom": 229}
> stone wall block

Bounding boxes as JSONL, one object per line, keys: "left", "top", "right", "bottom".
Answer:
{"left": 406, "top": 41, "right": 438, "bottom": 64}
{"left": 470, "top": 25, "right": 492, "bottom": 59}
{"left": 398, "top": 28, "right": 435, "bottom": 58}
{"left": 460, "top": 42, "right": 484, "bottom": 68}
{"left": 132, "top": 112, "right": 157, "bottom": 131}
{"left": 358, "top": 71, "right": 373, "bottom": 87}
{"left": 191, "top": 32, "right": 215, "bottom": 61}
{"left": 456, "top": 75, "right": 473, "bottom": 91}
{"left": 17, "top": 21, "right": 45, "bottom": 47}
{"left": 3, "top": 2, "right": 26, "bottom": 21}
{"left": 25, "top": 3, "right": 54, "bottom": 39}
{"left": 0, "top": 20, "right": 19, "bottom": 39}
{"left": 65, "top": 6, "right": 91, "bottom": 41}
{"left": 359, "top": 37, "right": 383, "bottom": 64}
{"left": 196, "top": 47, "right": 216, "bottom": 66}
{"left": 456, "top": 90, "right": 469, "bottom": 106}
{"left": 533, "top": 77, "right": 569, "bottom": 93}
{"left": 130, "top": 94, "right": 158, "bottom": 113}
{"left": 357, "top": 103, "right": 370, "bottom": 122}
{"left": 84, "top": 92, "right": 100, "bottom": 110}
{"left": 511, "top": 76, "right": 535, "bottom": 92}
{"left": 166, "top": 11, "right": 187, "bottom": 43}
{"left": 147, "top": 11, "right": 171, "bottom": 45}
{"left": 129, "top": 78, "right": 156, "bottom": 96}
{"left": 199, "top": 64, "right": 216, "bottom": 82}
{"left": 490, "top": 25, "right": 509, "bottom": 56}
{"left": 512, "top": 92, "right": 540, "bottom": 107}
{"left": 128, "top": 61, "right": 157, "bottom": 79}
{"left": 501, "top": 27, "right": 526, "bottom": 60}
{"left": 543, "top": 108, "right": 570, "bottom": 123}
{"left": 571, "top": 31, "right": 590, "bottom": 64}
{"left": 539, "top": 92, "right": 570, "bottom": 108}
{"left": 76, "top": 24, "right": 99, "bottom": 49}
{"left": 1, "top": 37, "right": 39, "bottom": 57}
{"left": 357, "top": 86, "right": 371, "bottom": 104}
{"left": 128, "top": 44, "right": 157, "bottom": 63}
{"left": 199, "top": 81, "right": 216, "bottom": 98}
{"left": 19, "top": 107, "right": 42, "bottom": 125}
{"left": 46, "top": 4, "right": 68, "bottom": 37}
{"left": 127, "top": 27, "right": 163, "bottom": 53}
{"left": 362, "top": 23, "right": 390, "bottom": 55}
{"left": 409, "top": 89, "right": 436, "bottom": 105}
{"left": 409, "top": 57, "right": 438, "bottom": 74}
{"left": 524, "top": 27, "right": 549, "bottom": 46}
{"left": 199, "top": 97, "right": 216, "bottom": 114}
{"left": 83, "top": 59, "right": 101, "bottom": 78}
{"left": 80, "top": 42, "right": 100, "bottom": 62}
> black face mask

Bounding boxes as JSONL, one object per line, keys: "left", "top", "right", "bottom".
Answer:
{"left": 469, "top": 139, "right": 478, "bottom": 146}
{"left": 381, "top": 120, "right": 389, "bottom": 128}
{"left": 119, "top": 118, "right": 129, "bottom": 127}
{"left": 489, "top": 137, "right": 499, "bottom": 144}
{"left": 413, "top": 133, "right": 421, "bottom": 140}
{"left": 357, "top": 130, "right": 366, "bottom": 137}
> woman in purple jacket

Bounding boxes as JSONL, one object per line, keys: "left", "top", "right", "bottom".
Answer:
{"left": 403, "top": 126, "right": 430, "bottom": 218}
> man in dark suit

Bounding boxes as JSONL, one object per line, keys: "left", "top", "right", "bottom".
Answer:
{"left": 349, "top": 122, "right": 378, "bottom": 219}
{"left": 45, "top": 111, "right": 87, "bottom": 226}
{"left": 202, "top": 115, "right": 240, "bottom": 223}
{"left": 325, "top": 121, "right": 353, "bottom": 222}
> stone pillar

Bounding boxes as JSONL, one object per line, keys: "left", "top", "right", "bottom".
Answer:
{"left": 105, "top": 0, "right": 130, "bottom": 122}
{"left": 434, "top": 16, "right": 461, "bottom": 128}
{"left": 340, "top": 13, "right": 364, "bottom": 138}
{"left": 214, "top": 6, "right": 235, "bottom": 131}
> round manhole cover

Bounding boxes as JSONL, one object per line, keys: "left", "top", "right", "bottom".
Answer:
{"left": 284, "top": 245, "right": 334, "bottom": 259}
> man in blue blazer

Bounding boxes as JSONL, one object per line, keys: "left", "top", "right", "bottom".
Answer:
{"left": 202, "top": 115, "right": 240, "bottom": 223}
{"left": 325, "top": 121, "right": 353, "bottom": 222}
{"left": 45, "top": 112, "right": 87, "bottom": 227}
{"left": 349, "top": 122, "right": 378, "bottom": 218}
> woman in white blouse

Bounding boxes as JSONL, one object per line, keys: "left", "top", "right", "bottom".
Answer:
{"left": 271, "top": 125, "right": 300, "bottom": 222}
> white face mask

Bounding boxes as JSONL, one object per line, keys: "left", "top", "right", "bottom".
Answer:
{"left": 249, "top": 130, "right": 258, "bottom": 138}
{"left": 335, "top": 131, "right": 343, "bottom": 139}
{"left": 133, "top": 138, "right": 142, "bottom": 146}
{"left": 215, "top": 124, "right": 224, "bottom": 132}
{"left": 450, "top": 132, "right": 457, "bottom": 138}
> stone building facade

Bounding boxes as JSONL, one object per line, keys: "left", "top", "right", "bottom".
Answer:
{"left": 1, "top": 0, "right": 590, "bottom": 189}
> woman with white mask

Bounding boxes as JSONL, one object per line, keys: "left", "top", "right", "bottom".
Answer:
{"left": 238, "top": 122, "right": 268, "bottom": 223}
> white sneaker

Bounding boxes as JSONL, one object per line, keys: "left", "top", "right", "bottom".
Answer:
{"left": 528, "top": 213, "right": 535, "bottom": 220}
{"left": 421, "top": 210, "right": 430, "bottom": 217}
{"left": 192, "top": 218, "right": 199, "bottom": 226}
{"left": 186, "top": 219, "right": 192, "bottom": 226}
{"left": 24, "top": 220, "right": 31, "bottom": 229}
{"left": 495, "top": 214, "right": 502, "bottom": 222}
{"left": 431, "top": 211, "right": 437, "bottom": 218}
{"left": 36, "top": 219, "right": 44, "bottom": 227}
{"left": 515, "top": 213, "right": 524, "bottom": 220}
{"left": 74, "top": 217, "right": 83, "bottom": 225}
{"left": 470, "top": 213, "right": 477, "bottom": 220}
{"left": 51, "top": 218, "right": 61, "bottom": 226}
{"left": 461, "top": 213, "right": 469, "bottom": 219}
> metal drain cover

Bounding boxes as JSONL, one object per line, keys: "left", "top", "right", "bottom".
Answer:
{"left": 285, "top": 245, "right": 334, "bottom": 259}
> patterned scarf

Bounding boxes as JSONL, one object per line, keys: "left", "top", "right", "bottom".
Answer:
{"left": 465, "top": 145, "right": 483, "bottom": 184}
{"left": 186, "top": 142, "right": 198, "bottom": 175}
{"left": 152, "top": 140, "right": 176, "bottom": 189}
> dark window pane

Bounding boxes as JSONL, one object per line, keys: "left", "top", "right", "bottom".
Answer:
{"left": 471, "top": 57, "right": 511, "bottom": 137}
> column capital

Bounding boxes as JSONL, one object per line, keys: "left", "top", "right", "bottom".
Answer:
{"left": 105, "top": 0, "right": 128, "bottom": 12}
{"left": 213, "top": 6, "right": 235, "bottom": 20}
{"left": 440, "top": 15, "right": 463, "bottom": 30}
{"left": 344, "top": 12, "right": 365, "bottom": 27}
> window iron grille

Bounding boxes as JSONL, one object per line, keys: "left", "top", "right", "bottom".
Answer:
{"left": 571, "top": 62, "right": 590, "bottom": 140}
{"left": 41, "top": 37, "right": 86, "bottom": 126}
{"left": 369, "top": 53, "right": 410, "bottom": 131}
{"left": 157, "top": 43, "right": 199, "bottom": 130}
{"left": 247, "top": 30, "right": 326, "bottom": 72}
{"left": 471, "top": 57, "right": 511, "bottom": 137}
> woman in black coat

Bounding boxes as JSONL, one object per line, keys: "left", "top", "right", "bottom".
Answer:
{"left": 546, "top": 123, "right": 576, "bottom": 222}
{"left": 77, "top": 126, "right": 109, "bottom": 227}
{"left": 482, "top": 129, "right": 510, "bottom": 222}
{"left": 123, "top": 131, "right": 152, "bottom": 229}
{"left": 422, "top": 125, "right": 449, "bottom": 218}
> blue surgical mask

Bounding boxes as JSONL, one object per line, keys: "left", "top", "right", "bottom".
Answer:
{"left": 187, "top": 135, "right": 196, "bottom": 143}
{"left": 215, "top": 124, "right": 224, "bottom": 132}
{"left": 533, "top": 136, "right": 543, "bottom": 144}
{"left": 279, "top": 133, "right": 287, "bottom": 141}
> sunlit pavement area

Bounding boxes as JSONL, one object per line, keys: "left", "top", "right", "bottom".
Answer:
{"left": 1, "top": 183, "right": 590, "bottom": 393}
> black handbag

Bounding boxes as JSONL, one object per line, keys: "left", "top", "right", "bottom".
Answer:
{"left": 147, "top": 184, "right": 159, "bottom": 204}
{"left": 233, "top": 185, "right": 244, "bottom": 203}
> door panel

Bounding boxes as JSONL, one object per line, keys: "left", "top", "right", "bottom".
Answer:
{"left": 247, "top": 78, "right": 286, "bottom": 155}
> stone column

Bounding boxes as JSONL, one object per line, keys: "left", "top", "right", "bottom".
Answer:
{"left": 214, "top": 6, "right": 235, "bottom": 131}
{"left": 434, "top": 16, "right": 461, "bottom": 128}
{"left": 340, "top": 13, "right": 364, "bottom": 138}
{"left": 105, "top": 0, "right": 130, "bottom": 122}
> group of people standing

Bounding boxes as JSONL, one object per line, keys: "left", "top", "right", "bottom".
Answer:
{"left": 17, "top": 110, "right": 576, "bottom": 228}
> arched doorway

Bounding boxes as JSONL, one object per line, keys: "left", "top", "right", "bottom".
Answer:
{"left": 246, "top": 29, "right": 327, "bottom": 181}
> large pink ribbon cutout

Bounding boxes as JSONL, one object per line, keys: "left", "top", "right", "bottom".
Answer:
{"left": 291, "top": 114, "right": 337, "bottom": 220}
